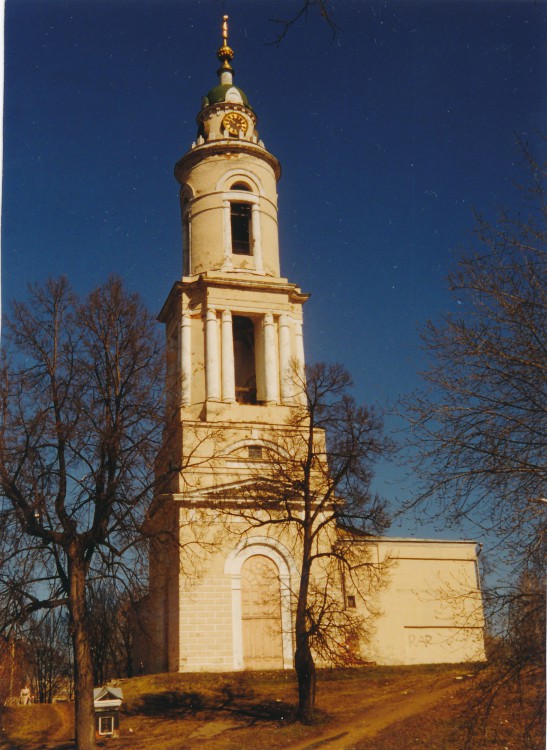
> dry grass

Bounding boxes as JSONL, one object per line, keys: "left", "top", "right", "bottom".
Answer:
{"left": 353, "top": 666, "right": 545, "bottom": 750}
{"left": 0, "top": 702, "right": 73, "bottom": 749}
{"left": 0, "top": 663, "right": 543, "bottom": 750}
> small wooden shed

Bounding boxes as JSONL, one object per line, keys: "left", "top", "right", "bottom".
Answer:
{"left": 93, "top": 686, "right": 123, "bottom": 738}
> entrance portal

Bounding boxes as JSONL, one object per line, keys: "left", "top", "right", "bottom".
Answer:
{"left": 241, "top": 555, "right": 284, "bottom": 669}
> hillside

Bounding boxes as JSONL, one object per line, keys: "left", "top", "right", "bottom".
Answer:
{"left": 0, "top": 664, "right": 543, "bottom": 749}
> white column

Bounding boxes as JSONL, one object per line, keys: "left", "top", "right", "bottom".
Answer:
{"left": 180, "top": 311, "right": 192, "bottom": 405}
{"left": 221, "top": 310, "right": 236, "bottom": 403}
{"left": 294, "top": 317, "right": 306, "bottom": 404}
{"left": 263, "top": 313, "right": 279, "bottom": 404}
{"left": 294, "top": 318, "right": 305, "bottom": 371}
{"left": 222, "top": 200, "right": 233, "bottom": 268}
{"left": 278, "top": 314, "right": 292, "bottom": 403}
{"left": 205, "top": 308, "right": 220, "bottom": 401}
{"left": 251, "top": 203, "right": 263, "bottom": 273}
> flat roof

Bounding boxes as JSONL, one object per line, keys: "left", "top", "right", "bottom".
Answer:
{"left": 351, "top": 536, "right": 479, "bottom": 545}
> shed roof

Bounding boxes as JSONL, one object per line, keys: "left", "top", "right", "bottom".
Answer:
{"left": 93, "top": 686, "right": 123, "bottom": 701}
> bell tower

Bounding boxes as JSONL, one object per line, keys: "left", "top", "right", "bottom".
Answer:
{"left": 147, "top": 18, "right": 309, "bottom": 673}
{"left": 159, "top": 16, "right": 308, "bottom": 425}
{"left": 143, "top": 18, "right": 487, "bottom": 677}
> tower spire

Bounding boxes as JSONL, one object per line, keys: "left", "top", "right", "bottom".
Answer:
{"left": 217, "top": 15, "right": 234, "bottom": 85}
{"left": 221, "top": 14, "right": 229, "bottom": 48}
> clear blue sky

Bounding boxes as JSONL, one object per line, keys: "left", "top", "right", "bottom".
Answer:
{"left": 2, "top": 1, "right": 545, "bottom": 536}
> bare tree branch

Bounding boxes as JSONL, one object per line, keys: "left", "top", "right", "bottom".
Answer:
{"left": 401, "top": 152, "right": 546, "bottom": 745}
{"left": 268, "top": 0, "right": 339, "bottom": 46}
{"left": 0, "top": 276, "right": 171, "bottom": 750}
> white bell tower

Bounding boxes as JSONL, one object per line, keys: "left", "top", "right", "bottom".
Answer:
{"left": 147, "top": 17, "right": 309, "bottom": 673}
{"left": 142, "top": 18, "right": 487, "bottom": 677}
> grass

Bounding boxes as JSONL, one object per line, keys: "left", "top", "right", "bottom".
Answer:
{"left": 0, "top": 702, "right": 73, "bottom": 749}
{"left": 353, "top": 666, "right": 545, "bottom": 750}
{"left": 0, "top": 663, "right": 544, "bottom": 750}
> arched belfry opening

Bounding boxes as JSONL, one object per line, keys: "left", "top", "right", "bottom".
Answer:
{"left": 233, "top": 315, "right": 257, "bottom": 403}
{"left": 230, "top": 203, "right": 252, "bottom": 255}
{"left": 231, "top": 181, "right": 252, "bottom": 191}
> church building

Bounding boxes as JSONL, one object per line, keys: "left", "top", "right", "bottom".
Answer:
{"left": 142, "top": 18, "right": 485, "bottom": 674}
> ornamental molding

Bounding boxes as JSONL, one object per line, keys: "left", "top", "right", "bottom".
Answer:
{"left": 175, "top": 141, "right": 281, "bottom": 182}
{"left": 197, "top": 101, "right": 257, "bottom": 126}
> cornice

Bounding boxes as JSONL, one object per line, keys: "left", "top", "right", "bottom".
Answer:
{"left": 158, "top": 275, "right": 310, "bottom": 322}
{"left": 157, "top": 281, "right": 182, "bottom": 324}
{"left": 190, "top": 274, "right": 309, "bottom": 302}
{"left": 175, "top": 140, "right": 282, "bottom": 183}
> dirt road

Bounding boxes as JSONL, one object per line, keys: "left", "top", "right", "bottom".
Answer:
{"left": 285, "top": 677, "right": 462, "bottom": 750}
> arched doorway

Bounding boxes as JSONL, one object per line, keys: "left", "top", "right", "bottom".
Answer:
{"left": 241, "top": 555, "right": 284, "bottom": 669}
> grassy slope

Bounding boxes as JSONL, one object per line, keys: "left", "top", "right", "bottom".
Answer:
{"left": 0, "top": 664, "right": 543, "bottom": 750}
{"left": 353, "top": 666, "right": 545, "bottom": 750}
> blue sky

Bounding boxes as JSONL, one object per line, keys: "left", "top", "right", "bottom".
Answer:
{"left": 2, "top": 1, "right": 545, "bottom": 537}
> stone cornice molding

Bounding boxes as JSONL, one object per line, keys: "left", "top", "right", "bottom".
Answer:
{"left": 175, "top": 140, "right": 282, "bottom": 183}
{"left": 157, "top": 276, "right": 310, "bottom": 323}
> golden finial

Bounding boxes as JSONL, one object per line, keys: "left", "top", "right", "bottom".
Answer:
{"left": 217, "top": 14, "right": 234, "bottom": 69}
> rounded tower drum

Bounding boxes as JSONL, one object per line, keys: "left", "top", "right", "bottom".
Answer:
{"left": 174, "top": 17, "right": 282, "bottom": 278}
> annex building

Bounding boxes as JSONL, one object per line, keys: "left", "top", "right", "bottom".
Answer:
{"left": 142, "top": 19, "right": 485, "bottom": 673}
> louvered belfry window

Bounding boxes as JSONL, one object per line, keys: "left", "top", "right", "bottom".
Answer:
{"left": 231, "top": 202, "right": 252, "bottom": 255}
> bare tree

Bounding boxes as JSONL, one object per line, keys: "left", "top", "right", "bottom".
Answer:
{"left": 220, "top": 362, "right": 390, "bottom": 723}
{"left": 87, "top": 582, "right": 118, "bottom": 687}
{"left": 404, "top": 157, "right": 546, "bottom": 744}
{"left": 26, "top": 610, "right": 72, "bottom": 703}
{"left": 87, "top": 577, "right": 146, "bottom": 684}
{"left": 0, "top": 634, "right": 29, "bottom": 705}
{"left": 405, "top": 157, "right": 546, "bottom": 571}
{"left": 0, "top": 276, "right": 171, "bottom": 750}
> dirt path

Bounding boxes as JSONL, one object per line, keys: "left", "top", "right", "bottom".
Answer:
{"left": 47, "top": 703, "right": 74, "bottom": 745}
{"left": 0, "top": 702, "right": 74, "bottom": 750}
{"left": 285, "top": 678, "right": 462, "bottom": 750}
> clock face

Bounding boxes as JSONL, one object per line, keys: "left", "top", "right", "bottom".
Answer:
{"left": 222, "top": 112, "right": 248, "bottom": 136}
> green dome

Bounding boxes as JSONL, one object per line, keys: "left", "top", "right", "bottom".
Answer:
{"left": 203, "top": 83, "right": 252, "bottom": 110}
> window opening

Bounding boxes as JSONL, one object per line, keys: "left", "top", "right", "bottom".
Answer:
{"left": 248, "top": 445, "right": 263, "bottom": 459}
{"left": 231, "top": 182, "right": 252, "bottom": 191}
{"left": 233, "top": 316, "right": 257, "bottom": 403}
{"left": 346, "top": 595, "right": 356, "bottom": 609}
{"left": 231, "top": 203, "right": 252, "bottom": 255}
{"left": 99, "top": 716, "right": 114, "bottom": 736}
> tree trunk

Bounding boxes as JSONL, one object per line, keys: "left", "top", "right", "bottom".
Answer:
{"left": 295, "top": 552, "right": 316, "bottom": 723}
{"left": 68, "top": 556, "right": 96, "bottom": 750}
{"left": 294, "top": 637, "right": 316, "bottom": 723}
